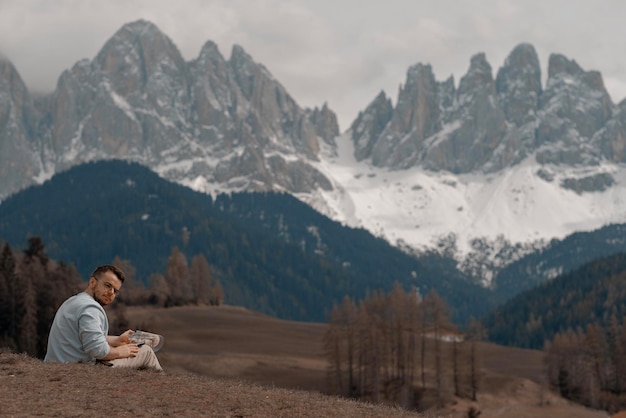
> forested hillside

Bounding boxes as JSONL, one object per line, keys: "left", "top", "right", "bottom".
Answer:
{"left": 492, "top": 224, "right": 626, "bottom": 303}
{"left": 483, "top": 252, "right": 626, "bottom": 349}
{"left": 0, "top": 160, "right": 491, "bottom": 323}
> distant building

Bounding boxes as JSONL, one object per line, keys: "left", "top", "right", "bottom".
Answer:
{"left": 422, "top": 327, "right": 464, "bottom": 343}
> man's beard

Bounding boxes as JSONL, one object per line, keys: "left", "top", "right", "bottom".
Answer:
{"left": 93, "top": 294, "right": 110, "bottom": 306}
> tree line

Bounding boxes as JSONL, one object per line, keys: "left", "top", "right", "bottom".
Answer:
{"left": 0, "top": 237, "right": 222, "bottom": 358}
{"left": 546, "top": 317, "right": 626, "bottom": 414}
{"left": 324, "top": 283, "right": 485, "bottom": 412}
{"left": 110, "top": 246, "right": 223, "bottom": 308}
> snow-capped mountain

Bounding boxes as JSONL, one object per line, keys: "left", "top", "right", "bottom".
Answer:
{"left": 0, "top": 20, "right": 338, "bottom": 199}
{"left": 2, "top": 20, "right": 626, "bottom": 284}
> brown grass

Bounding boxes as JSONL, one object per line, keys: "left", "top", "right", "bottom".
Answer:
{"left": 0, "top": 305, "right": 610, "bottom": 417}
{"left": 0, "top": 352, "right": 426, "bottom": 417}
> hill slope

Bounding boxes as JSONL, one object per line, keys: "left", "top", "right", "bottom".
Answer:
{"left": 0, "top": 352, "right": 421, "bottom": 418}
{"left": 0, "top": 160, "right": 490, "bottom": 322}
{"left": 1, "top": 304, "right": 606, "bottom": 418}
{"left": 492, "top": 223, "right": 626, "bottom": 303}
{"left": 484, "top": 252, "right": 626, "bottom": 348}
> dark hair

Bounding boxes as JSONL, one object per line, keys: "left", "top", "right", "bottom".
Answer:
{"left": 91, "top": 264, "right": 126, "bottom": 283}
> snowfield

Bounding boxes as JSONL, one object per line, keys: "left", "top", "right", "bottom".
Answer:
{"left": 299, "top": 132, "right": 626, "bottom": 272}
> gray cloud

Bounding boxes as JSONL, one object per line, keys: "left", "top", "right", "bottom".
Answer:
{"left": 1, "top": 0, "right": 625, "bottom": 130}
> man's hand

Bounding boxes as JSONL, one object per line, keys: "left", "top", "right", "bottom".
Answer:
{"left": 107, "top": 330, "right": 135, "bottom": 347}
{"left": 115, "top": 343, "right": 140, "bottom": 359}
{"left": 100, "top": 340, "right": 139, "bottom": 361}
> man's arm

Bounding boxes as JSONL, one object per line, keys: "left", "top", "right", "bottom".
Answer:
{"left": 79, "top": 308, "right": 136, "bottom": 361}
{"left": 106, "top": 330, "right": 134, "bottom": 347}
{"left": 99, "top": 330, "right": 137, "bottom": 361}
{"left": 99, "top": 342, "right": 139, "bottom": 361}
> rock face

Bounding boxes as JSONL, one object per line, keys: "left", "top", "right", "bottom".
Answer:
{"left": 0, "top": 57, "right": 41, "bottom": 195}
{"left": 0, "top": 22, "right": 623, "bottom": 200}
{"left": 352, "top": 42, "right": 621, "bottom": 185}
{"left": 0, "top": 20, "right": 337, "bottom": 198}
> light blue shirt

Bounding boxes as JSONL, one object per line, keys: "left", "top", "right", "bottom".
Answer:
{"left": 44, "top": 292, "right": 110, "bottom": 364}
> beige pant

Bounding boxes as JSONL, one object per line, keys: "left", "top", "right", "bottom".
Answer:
{"left": 110, "top": 345, "right": 163, "bottom": 371}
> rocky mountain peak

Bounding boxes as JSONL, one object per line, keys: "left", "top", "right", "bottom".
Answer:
{"left": 391, "top": 63, "right": 440, "bottom": 136}
{"left": 364, "top": 63, "right": 443, "bottom": 168}
{"left": 229, "top": 44, "right": 267, "bottom": 98}
{"left": 308, "top": 103, "right": 339, "bottom": 145}
{"left": 423, "top": 52, "right": 506, "bottom": 173}
{"left": 0, "top": 20, "right": 339, "bottom": 199}
{"left": 457, "top": 52, "right": 496, "bottom": 99}
{"left": 495, "top": 43, "right": 541, "bottom": 127}
{"left": 95, "top": 20, "right": 186, "bottom": 93}
{"left": 547, "top": 53, "right": 584, "bottom": 79}
{"left": 0, "top": 57, "right": 39, "bottom": 197}
{"left": 350, "top": 91, "right": 393, "bottom": 161}
{"left": 538, "top": 53, "right": 613, "bottom": 153}
{"left": 196, "top": 40, "right": 224, "bottom": 67}
{"left": 349, "top": 43, "right": 624, "bottom": 176}
{"left": 0, "top": 56, "right": 29, "bottom": 109}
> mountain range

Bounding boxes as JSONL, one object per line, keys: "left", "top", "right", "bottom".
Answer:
{"left": 2, "top": 19, "right": 626, "bottom": 281}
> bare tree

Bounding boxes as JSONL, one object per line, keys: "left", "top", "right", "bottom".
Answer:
{"left": 148, "top": 273, "right": 170, "bottom": 307}
{"left": 112, "top": 257, "right": 148, "bottom": 305}
{"left": 18, "top": 274, "right": 38, "bottom": 356}
{"left": 189, "top": 254, "right": 212, "bottom": 305}
{"left": 466, "top": 317, "right": 486, "bottom": 401}
{"left": 165, "top": 247, "right": 191, "bottom": 305}
{"left": 325, "top": 284, "right": 448, "bottom": 410}
{"left": 325, "top": 303, "right": 349, "bottom": 396}
{"left": 210, "top": 280, "right": 224, "bottom": 306}
{"left": 422, "top": 290, "right": 452, "bottom": 407}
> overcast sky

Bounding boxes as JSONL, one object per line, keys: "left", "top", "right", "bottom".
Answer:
{"left": 1, "top": 0, "right": 625, "bottom": 130}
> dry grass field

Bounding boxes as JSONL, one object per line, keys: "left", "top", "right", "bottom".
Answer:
{"left": 0, "top": 305, "right": 612, "bottom": 417}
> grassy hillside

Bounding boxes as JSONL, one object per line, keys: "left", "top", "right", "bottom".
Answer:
{"left": 1, "top": 304, "right": 610, "bottom": 417}
{"left": 0, "top": 352, "right": 422, "bottom": 418}
{"left": 105, "top": 305, "right": 606, "bottom": 417}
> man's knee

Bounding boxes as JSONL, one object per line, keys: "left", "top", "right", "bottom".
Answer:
{"left": 137, "top": 344, "right": 162, "bottom": 370}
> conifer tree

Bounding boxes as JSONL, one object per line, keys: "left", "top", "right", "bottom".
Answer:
{"left": 21, "top": 236, "right": 51, "bottom": 357}
{"left": 0, "top": 243, "right": 16, "bottom": 349}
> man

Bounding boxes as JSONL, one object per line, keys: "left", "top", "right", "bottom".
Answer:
{"left": 44, "top": 264, "right": 162, "bottom": 371}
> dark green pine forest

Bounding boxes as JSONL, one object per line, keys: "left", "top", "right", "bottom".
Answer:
{"left": 484, "top": 252, "right": 626, "bottom": 349}
{"left": 0, "top": 160, "right": 492, "bottom": 323}
{"left": 489, "top": 252, "right": 626, "bottom": 413}
{"left": 492, "top": 223, "right": 626, "bottom": 304}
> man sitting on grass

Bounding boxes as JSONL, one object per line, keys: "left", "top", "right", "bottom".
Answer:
{"left": 44, "top": 264, "right": 162, "bottom": 371}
